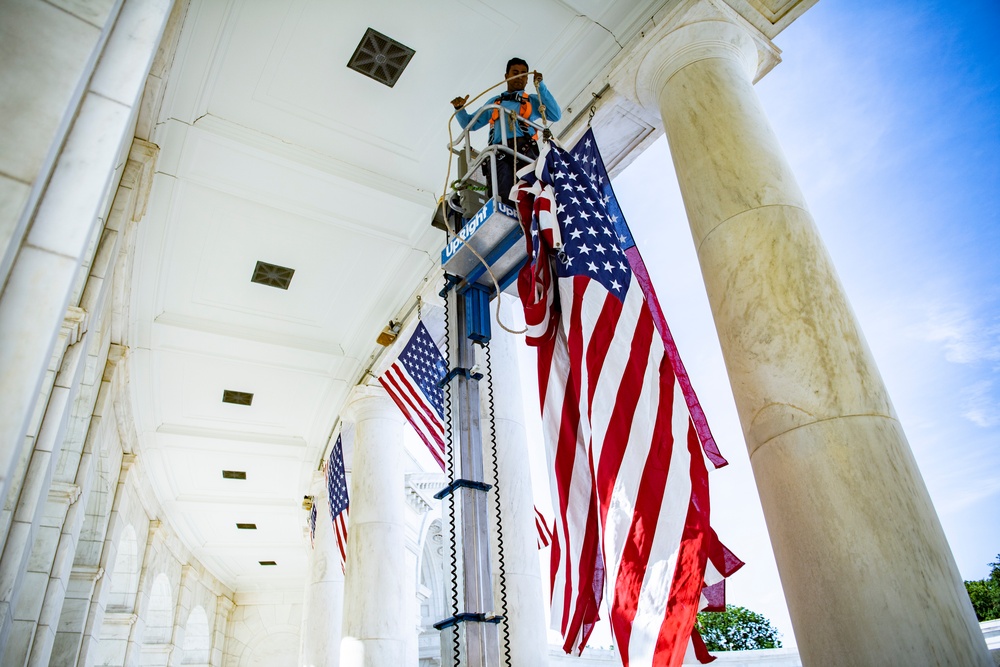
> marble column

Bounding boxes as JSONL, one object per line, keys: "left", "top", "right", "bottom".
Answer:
{"left": 300, "top": 472, "right": 345, "bottom": 667}
{"left": 27, "top": 476, "right": 90, "bottom": 667}
{"left": 339, "top": 386, "right": 408, "bottom": 667}
{"left": 123, "top": 520, "right": 162, "bottom": 667}
{"left": 213, "top": 594, "right": 236, "bottom": 667}
{"left": 479, "top": 296, "right": 549, "bottom": 666}
{"left": 166, "top": 565, "right": 195, "bottom": 667}
{"left": 0, "top": 322, "right": 87, "bottom": 664}
{"left": 620, "top": 15, "right": 990, "bottom": 666}
{"left": 76, "top": 453, "right": 136, "bottom": 667}
{"left": 0, "top": 0, "right": 172, "bottom": 512}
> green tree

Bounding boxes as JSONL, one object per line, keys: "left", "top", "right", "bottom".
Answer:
{"left": 695, "top": 604, "right": 782, "bottom": 651}
{"left": 964, "top": 554, "right": 1000, "bottom": 622}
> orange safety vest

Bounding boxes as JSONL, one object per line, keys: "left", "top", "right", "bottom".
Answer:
{"left": 489, "top": 92, "right": 538, "bottom": 142}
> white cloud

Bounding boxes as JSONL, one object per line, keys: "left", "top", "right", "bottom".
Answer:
{"left": 961, "top": 380, "right": 1000, "bottom": 428}
{"left": 917, "top": 303, "right": 1000, "bottom": 365}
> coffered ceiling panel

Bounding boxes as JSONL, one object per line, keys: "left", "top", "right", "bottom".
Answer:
{"left": 142, "top": 178, "right": 435, "bottom": 352}
{"left": 151, "top": 351, "right": 337, "bottom": 438}
{"left": 154, "top": 440, "right": 304, "bottom": 504}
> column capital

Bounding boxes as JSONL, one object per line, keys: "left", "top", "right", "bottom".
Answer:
{"left": 217, "top": 594, "right": 236, "bottom": 616}
{"left": 341, "top": 384, "right": 404, "bottom": 425}
{"left": 610, "top": 0, "right": 787, "bottom": 114}
{"left": 49, "top": 481, "right": 82, "bottom": 506}
{"left": 62, "top": 306, "right": 89, "bottom": 345}
{"left": 123, "top": 133, "right": 160, "bottom": 224}
{"left": 309, "top": 469, "right": 326, "bottom": 494}
{"left": 634, "top": 19, "right": 758, "bottom": 110}
{"left": 70, "top": 565, "right": 105, "bottom": 583}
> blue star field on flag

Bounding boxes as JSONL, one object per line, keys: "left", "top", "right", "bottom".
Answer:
{"left": 534, "top": 138, "right": 633, "bottom": 300}
{"left": 397, "top": 321, "right": 447, "bottom": 420}
{"left": 567, "top": 133, "right": 634, "bottom": 251}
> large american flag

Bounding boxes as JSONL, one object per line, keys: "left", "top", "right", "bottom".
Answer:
{"left": 515, "top": 129, "right": 742, "bottom": 665}
{"left": 327, "top": 434, "right": 350, "bottom": 573}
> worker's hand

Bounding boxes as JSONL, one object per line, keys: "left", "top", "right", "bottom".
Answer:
{"left": 451, "top": 95, "right": 469, "bottom": 110}
{"left": 533, "top": 71, "right": 543, "bottom": 87}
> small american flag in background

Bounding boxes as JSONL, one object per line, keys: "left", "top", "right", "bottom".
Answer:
{"left": 379, "top": 321, "right": 447, "bottom": 469}
{"left": 327, "top": 434, "right": 350, "bottom": 573}
{"left": 515, "top": 129, "right": 742, "bottom": 666}
{"left": 308, "top": 503, "right": 317, "bottom": 548}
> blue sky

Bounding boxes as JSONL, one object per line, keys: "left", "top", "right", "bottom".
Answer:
{"left": 608, "top": 0, "right": 1000, "bottom": 647}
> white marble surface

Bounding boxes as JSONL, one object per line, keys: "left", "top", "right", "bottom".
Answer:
{"left": 0, "top": 247, "right": 78, "bottom": 499}
{"left": 341, "top": 386, "right": 408, "bottom": 666}
{"left": 47, "top": 0, "right": 119, "bottom": 27}
{"left": 984, "top": 619, "right": 1000, "bottom": 651}
{"left": 0, "top": 0, "right": 163, "bottom": 522}
{"left": 26, "top": 93, "right": 128, "bottom": 259}
{"left": 90, "top": 0, "right": 171, "bottom": 108}
{"left": 0, "top": 0, "right": 103, "bottom": 183}
{"left": 481, "top": 296, "right": 550, "bottom": 666}
{"left": 26, "top": 526, "right": 62, "bottom": 573}
{"left": 226, "top": 600, "right": 301, "bottom": 664}
{"left": 0, "top": 13, "right": 173, "bottom": 662}
{"left": 300, "top": 474, "right": 345, "bottom": 667}
{"left": 0, "top": 174, "right": 31, "bottom": 280}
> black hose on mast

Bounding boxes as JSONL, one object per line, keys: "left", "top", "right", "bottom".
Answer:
{"left": 483, "top": 340, "right": 511, "bottom": 665}
{"left": 442, "top": 276, "right": 462, "bottom": 667}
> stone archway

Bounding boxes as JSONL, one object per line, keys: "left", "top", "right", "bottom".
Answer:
{"left": 241, "top": 626, "right": 299, "bottom": 667}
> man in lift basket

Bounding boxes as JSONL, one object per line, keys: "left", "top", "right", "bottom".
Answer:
{"left": 451, "top": 57, "right": 561, "bottom": 207}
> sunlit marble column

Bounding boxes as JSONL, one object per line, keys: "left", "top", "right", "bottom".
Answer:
{"left": 480, "top": 296, "right": 549, "bottom": 666}
{"left": 617, "top": 14, "right": 992, "bottom": 666}
{"left": 300, "top": 472, "right": 345, "bottom": 667}
{"left": 0, "top": 0, "right": 171, "bottom": 516}
{"left": 339, "top": 386, "right": 408, "bottom": 667}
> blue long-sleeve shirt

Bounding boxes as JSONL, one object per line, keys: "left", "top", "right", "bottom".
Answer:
{"left": 455, "top": 81, "right": 561, "bottom": 144}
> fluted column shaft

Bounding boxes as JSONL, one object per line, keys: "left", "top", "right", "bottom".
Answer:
{"left": 300, "top": 473, "right": 345, "bottom": 667}
{"left": 480, "top": 296, "right": 549, "bottom": 666}
{"left": 625, "top": 15, "right": 990, "bottom": 666}
{"left": 340, "top": 387, "right": 408, "bottom": 667}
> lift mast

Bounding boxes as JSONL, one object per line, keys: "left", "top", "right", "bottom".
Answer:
{"left": 432, "top": 105, "right": 545, "bottom": 667}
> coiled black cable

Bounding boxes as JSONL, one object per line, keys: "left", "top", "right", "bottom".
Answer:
{"left": 483, "top": 341, "right": 512, "bottom": 666}
{"left": 442, "top": 277, "right": 462, "bottom": 666}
